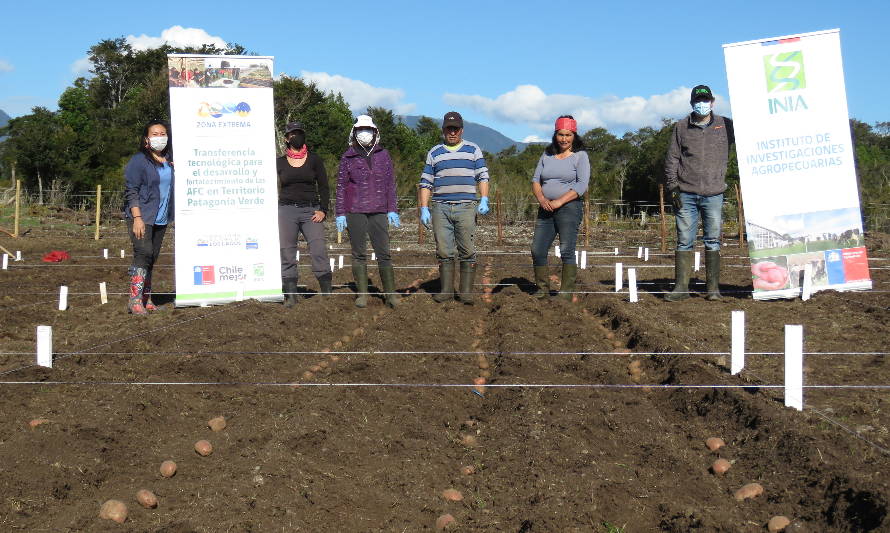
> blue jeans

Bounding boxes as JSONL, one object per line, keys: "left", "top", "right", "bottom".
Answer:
{"left": 431, "top": 201, "right": 477, "bottom": 263}
{"left": 531, "top": 199, "right": 583, "bottom": 266}
{"left": 676, "top": 192, "right": 723, "bottom": 251}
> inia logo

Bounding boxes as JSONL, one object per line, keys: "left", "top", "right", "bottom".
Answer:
{"left": 763, "top": 51, "right": 806, "bottom": 92}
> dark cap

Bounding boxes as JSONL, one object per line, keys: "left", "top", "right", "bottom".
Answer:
{"left": 442, "top": 111, "right": 463, "bottom": 129}
{"left": 284, "top": 121, "right": 305, "bottom": 134}
{"left": 690, "top": 85, "right": 715, "bottom": 102}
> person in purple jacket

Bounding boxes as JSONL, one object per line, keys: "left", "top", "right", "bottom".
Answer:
{"left": 335, "top": 115, "right": 400, "bottom": 308}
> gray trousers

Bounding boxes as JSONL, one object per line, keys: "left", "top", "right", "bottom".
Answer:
{"left": 278, "top": 205, "right": 330, "bottom": 280}
{"left": 345, "top": 213, "right": 391, "bottom": 267}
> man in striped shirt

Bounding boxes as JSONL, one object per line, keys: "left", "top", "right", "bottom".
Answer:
{"left": 419, "top": 111, "right": 491, "bottom": 305}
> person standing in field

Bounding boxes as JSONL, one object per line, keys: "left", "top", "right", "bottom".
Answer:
{"left": 277, "top": 121, "right": 332, "bottom": 307}
{"left": 335, "top": 115, "right": 401, "bottom": 309}
{"left": 124, "top": 120, "right": 174, "bottom": 315}
{"left": 418, "top": 111, "right": 490, "bottom": 305}
{"left": 530, "top": 115, "right": 590, "bottom": 300}
{"left": 663, "top": 85, "right": 735, "bottom": 301}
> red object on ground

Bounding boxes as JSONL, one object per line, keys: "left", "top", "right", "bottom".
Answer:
{"left": 42, "top": 251, "right": 71, "bottom": 263}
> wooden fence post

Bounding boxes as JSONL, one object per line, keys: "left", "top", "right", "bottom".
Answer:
{"left": 584, "top": 195, "right": 591, "bottom": 246}
{"left": 496, "top": 188, "right": 503, "bottom": 246}
{"left": 417, "top": 184, "right": 425, "bottom": 245}
{"left": 658, "top": 184, "right": 667, "bottom": 252}
{"left": 94, "top": 184, "right": 102, "bottom": 240}
{"left": 735, "top": 183, "right": 745, "bottom": 246}
{"left": 13, "top": 168, "right": 21, "bottom": 238}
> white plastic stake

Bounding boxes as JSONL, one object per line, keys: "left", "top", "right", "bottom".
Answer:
{"left": 1, "top": 254, "right": 7, "bottom": 270}
{"left": 397, "top": 247, "right": 401, "bottom": 252}
{"left": 330, "top": 258, "right": 336, "bottom": 271}
{"left": 36, "top": 326, "right": 52, "bottom": 368}
{"left": 99, "top": 282, "right": 108, "bottom": 305}
{"left": 575, "top": 250, "right": 579, "bottom": 263}
{"left": 338, "top": 255, "right": 344, "bottom": 270}
{"left": 614, "top": 247, "right": 619, "bottom": 256}
{"left": 731, "top": 310, "right": 745, "bottom": 375}
{"left": 628, "top": 268, "right": 638, "bottom": 303}
{"left": 103, "top": 248, "right": 108, "bottom": 259}
{"left": 235, "top": 287, "right": 245, "bottom": 301}
{"left": 644, "top": 248, "right": 649, "bottom": 261}
{"left": 554, "top": 244, "right": 559, "bottom": 257}
{"left": 801, "top": 263, "right": 813, "bottom": 301}
{"left": 614, "top": 262, "right": 623, "bottom": 292}
{"left": 58, "top": 286, "right": 68, "bottom": 311}
{"left": 694, "top": 251, "right": 701, "bottom": 272}
{"left": 120, "top": 249, "right": 125, "bottom": 258}
{"left": 329, "top": 244, "right": 334, "bottom": 250}
{"left": 580, "top": 251, "right": 588, "bottom": 270}
{"left": 637, "top": 246, "right": 643, "bottom": 258}
{"left": 784, "top": 325, "right": 804, "bottom": 411}
{"left": 296, "top": 250, "right": 300, "bottom": 262}
{"left": 371, "top": 252, "right": 376, "bottom": 261}
{"left": 15, "top": 250, "right": 21, "bottom": 261}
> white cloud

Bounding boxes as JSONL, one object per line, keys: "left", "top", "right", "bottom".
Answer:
{"left": 445, "top": 85, "right": 717, "bottom": 134}
{"left": 522, "top": 135, "right": 547, "bottom": 143}
{"left": 125, "top": 26, "right": 227, "bottom": 51}
{"left": 0, "top": 59, "right": 12, "bottom": 72}
{"left": 300, "top": 70, "right": 416, "bottom": 115}
{"left": 71, "top": 56, "right": 92, "bottom": 75}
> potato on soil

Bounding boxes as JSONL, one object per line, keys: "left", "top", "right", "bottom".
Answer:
{"left": 711, "top": 458, "right": 731, "bottom": 475}
{"left": 768, "top": 516, "right": 791, "bottom": 532}
{"left": 460, "top": 434, "right": 478, "bottom": 447}
{"left": 734, "top": 482, "right": 764, "bottom": 501}
{"left": 194, "top": 440, "right": 213, "bottom": 456}
{"left": 159, "top": 460, "right": 177, "bottom": 478}
{"left": 436, "top": 513, "right": 456, "bottom": 530}
{"left": 99, "top": 499, "right": 128, "bottom": 523}
{"left": 207, "top": 416, "right": 226, "bottom": 432}
{"left": 460, "top": 465, "right": 476, "bottom": 475}
{"left": 705, "top": 437, "right": 726, "bottom": 451}
{"left": 135, "top": 489, "right": 158, "bottom": 509}
{"left": 28, "top": 418, "right": 49, "bottom": 429}
{"left": 441, "top": 488, "right": 463, "bottom": 501}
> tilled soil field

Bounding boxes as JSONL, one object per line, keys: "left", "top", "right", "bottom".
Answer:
{"left": 1, "top": 218, "right": 889, "bottom": 532}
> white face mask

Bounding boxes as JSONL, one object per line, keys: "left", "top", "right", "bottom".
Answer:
{"left": 355, "top": 130, "right": 375, "bottom": 147}
{"left": 693, "top": 102, "right": 712, "bottom": 116}
{"left": 149, "top": 136, "right": 168, "bottom": 152}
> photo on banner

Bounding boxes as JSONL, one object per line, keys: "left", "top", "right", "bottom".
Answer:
{"left": 167, "top": 54, "right": 281, "bottom": 306}
{"left": 723, "top": 29, "right": 872, "bottom": 300}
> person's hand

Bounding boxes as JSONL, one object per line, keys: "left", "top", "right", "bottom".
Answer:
{"left": 477, "top": 196, "right": 490, "bottom": 215}
{"left": 537, "top": 195, "right": 554, "bottom": 212}
{"left": 751, "top": 261, "right": 789, "bottom": 291}
{"left": 133, "top": 217, "right": 145, "bottom": 239}
{"left": 336, "top": 215, "right": 347, "bottom": 233}
{"left": 311, "top": 210, "right": 326, "bottom": 223}
{"left": 420, "top": 206, "right": 431, "bottom": 227}
{"left": 387, "top": 212, "right": 401, "bottom": 228}
{"left": 549, "top": 197, "right": 564, "bottom": 209}
{"left": 670, "top": 188, "right": 682, "bottom": 211}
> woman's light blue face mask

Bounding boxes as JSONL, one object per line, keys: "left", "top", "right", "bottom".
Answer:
{"left": 693, "top": 101, "right": 712, "bottom": 116}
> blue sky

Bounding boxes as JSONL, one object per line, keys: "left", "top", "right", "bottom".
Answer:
{"left": 1, "top": 0, "right": 887, "bottom": 141}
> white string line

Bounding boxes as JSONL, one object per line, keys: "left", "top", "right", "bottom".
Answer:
{"left": 1, "top": 350, "right": 886, "bottom": 356}
{"left": 0, "top": 301, "right": 253, "bottom": 378}
{"left": 2, "top": 381, "right": 890, "bottom": 388}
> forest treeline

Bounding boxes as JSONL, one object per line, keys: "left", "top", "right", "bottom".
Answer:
{"left": 1, "top": 38, "right": 889, "bottom": 226}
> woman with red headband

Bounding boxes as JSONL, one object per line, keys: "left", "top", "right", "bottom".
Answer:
{"left": 530, "top": 115, "right": 590, "bottom": 299}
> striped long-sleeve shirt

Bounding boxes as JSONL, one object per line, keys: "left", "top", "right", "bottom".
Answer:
{"left": 419, "top": 141, "right": 489, "bottom": 203}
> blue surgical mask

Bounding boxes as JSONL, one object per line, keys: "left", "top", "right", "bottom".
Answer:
{"left": 693, "top": 101, "right": 712, "bottom": 116}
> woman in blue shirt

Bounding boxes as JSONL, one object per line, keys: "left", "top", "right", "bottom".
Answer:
{"left": 123, "top": 120, "right": 174, "bottom": 315}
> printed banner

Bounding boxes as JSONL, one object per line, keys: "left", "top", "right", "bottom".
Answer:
{"left": 723, "top": 29, "right": 871, "bottom": 300}
{"left": 167, "top": 54, "right": 282, "bottom": 306}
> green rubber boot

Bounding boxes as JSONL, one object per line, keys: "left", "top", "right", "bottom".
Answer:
{"left": 665, "top": 250, "right": 693, "bottom": 302}
{"left": 282, "top": 278, "right": 299, "bottom": 308}
{"left": 352, "top": 262, "right": 369, "bottom": 308}
{"left": 458, "top": 261, "right": 477, "bottom": 305}
{"left": 558, "top": 263, "right": 578, "bottom": 301}
{"left": 705, "top": 250, "right": 722, "bottom": 301}
{"left": 432, "top": 260, "right": 455, "bottom": 303}
{"left": 380, "top": 265, "right": 398, "bottom": 308}
{"left": 533, "top": 266, "right": 550, "bottom": 299}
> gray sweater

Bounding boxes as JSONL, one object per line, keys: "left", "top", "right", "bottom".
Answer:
{"left": 664, "top": 114, "right": 734, "bottom": 196}
{"left": 532, "top": 151, "right": 591, "bottom": 200}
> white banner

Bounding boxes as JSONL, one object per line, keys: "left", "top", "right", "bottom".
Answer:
{"left": 723, "top": 30, "right": 872, "bottom": 300}
{"left": 168, "top": 54, "right": 282, "bottom": 306}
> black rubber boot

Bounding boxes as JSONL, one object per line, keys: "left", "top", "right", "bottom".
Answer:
{"left": 665, "top": 250, "right": 693, "bottom": 302}
{"left": 282, "top": 278, "right": 299, "bottom": 308}
{"left": 558, "top": 263, "right": 577, "bottom": 301}
{"left": 352, "top": 262, "right": 368, "bottom": 308}
{"left": 457, "top": 261, "right": 476, "bottom": 305}
{"left": 317, "top": 272, "right": 333, "bottom": 297}
{"left": 432, "top": 260, "right": 455, "bottom": 303}
{"left": 533, "top": 266, "right": 550, "bottom": 299}
{"left": 705, "top": 250, "right": 722, "bottom": 301}
{"left": 379, "top": 265, "right": 398, "bottom": 308}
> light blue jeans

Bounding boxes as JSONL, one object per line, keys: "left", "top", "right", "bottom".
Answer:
{"left": 431, "top": 201, "right": 477, "bottom": 263}
{"left": 676, "top": 192, "right": 723, "bottom": 251}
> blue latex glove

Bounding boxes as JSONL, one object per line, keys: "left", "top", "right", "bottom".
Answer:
{"left": 336, "top": 215, "right": 347, "bottom": 233}
{"left": 387, "top": 212, "right": 401, "bottom": 228}
{"left": 420, "top": 206, "right": 431, "bottom": 227}
{"left": 477, "top": 196, "right": 490, "bottom": 215}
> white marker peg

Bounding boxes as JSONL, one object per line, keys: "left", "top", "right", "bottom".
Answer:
{"left": 644, "top": 248, "right": 649, "bottom": 261}
{"left": 554, "top": 244, "right": 560, "bottom": 257}
{"left": 235, "top": 288, "right": 245, "bottom": 302}
{"left": 1, "top": 254, "right": 7, "bottom": 270}
{"left": 784, "top": 325, "right": 804, "bottom": 411}
{"left": 329, "top": 244, "right": 334, "bottom": 250}
{"left": 296, "top": 250, "right": 300, "bottom": 261}
{"left": 99, "top": 282, "right": 108, "bottom": 305}
{"left": 338, "top": 255, "right": 344, "bottom": 270}
{"left": 397, "top": 247, "right": 401, "bottom": 252}
{"left": 58, "top": 286, "right": 68, "bottom": 311}
{"left": 637, "top": 246, "right": 643, "bottom": 258}
{"left": 694, "top": 251, "right": 701, "bottom": 272}
{"left": 15, "top": 250, "right": 21, "bottom": 261}
{"left": 614, "top": 247, "right": 619, "bottom": 256}
{"left": 801, "top": 263, "right": 813, "bottom": 301}
{"left": 628, "top": 268, "right": 638, "bottom": 303}
{"left": 36, "top": 326, "right": 53, "bottom": 368}
{"left": 614, "top": 262, "right": 623, "bottom": 292}
{"left": 371, "top": 252, "right": 376, "bottom": 261}
{"left": 330, "top": 258, "right": 336, "bottom": 271}
{"left": 731, "top": 310, "right": 745, "bottom": 375}
{"left": 103, "top": 248, "right": 108, "bottom": 259}
{"left": 580, "top": 251, "right": 587, "bottom": 270}
{"left": 575, "top": 250, "right": 579, "bottom": 263}
{"left": 120, "top": 249, "right": 125, "bottom": 258}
